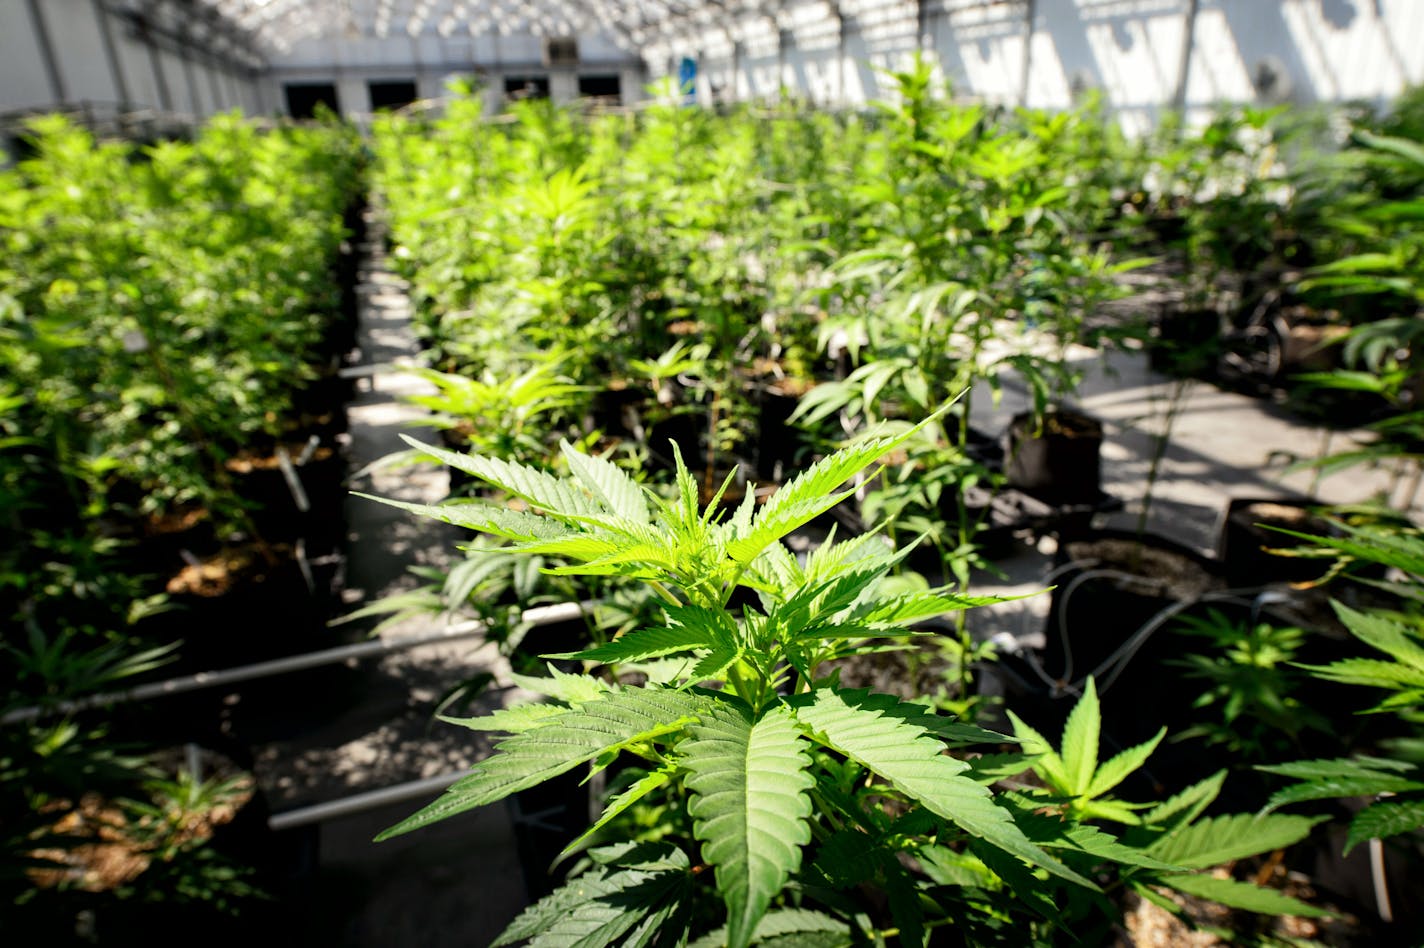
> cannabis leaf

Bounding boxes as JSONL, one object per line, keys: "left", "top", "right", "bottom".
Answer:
{"left": 1007, "top": 677, "right": 1162, "bottom": 823}
{"left": 792, "top": 688, "right": 1095, "bottom": 890}
{"left": 682, "top": 702, "right": 815, "bottom": 948}
{"left": 376, "top": 687, "right": 706, "bottom": 840}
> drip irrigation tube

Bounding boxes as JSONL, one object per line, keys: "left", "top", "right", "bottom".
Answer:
{"left": 2, "top": 600, "right": 595, "bottom": 725}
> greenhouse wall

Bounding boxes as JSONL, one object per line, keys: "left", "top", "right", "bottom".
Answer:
{"left": 652, "top": 0, "right": 1424, "bottom": 122}
{"left": 0, "top": 0, "right": 266, "bottom": 121}
{"left": 263, "top": 30, "right": 645, "bottom": 116}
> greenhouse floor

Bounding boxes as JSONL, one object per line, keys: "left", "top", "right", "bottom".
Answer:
{"left": 242, "top": 217, "right": 1416, "bottom": 946}
{"left": 245, "top": 212, "right": 529, "bottom": 945}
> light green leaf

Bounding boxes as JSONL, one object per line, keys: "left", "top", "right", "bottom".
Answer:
{"left": 794, "top": 689, "right": 1094, "bottom": 891}
{"left": 1060, "top": 678, "right": 1101, "bottom": 796}
{"left": 493, "top": 842, "right": 693, "bottom": 947}
{"left": 1146, "top": 812, "right": 1325, "bottom": 869}
{"left": 727, "top": 403, "right": 956, "bottom": 565}
{"left": 1332, "top": 601, "right": 1424, "bottom": 670}
{"left": 1159, "top": 872, "right": 1329, "bottom": 918}
{"left": 400, "top": 433, "right": 604, "bottom": 522}
{"left": 376, "top": 689, "right": 705, "bottom": 841}
{"left": 682, "top": 702, "right": 815, "bottom": 948}
{"left": 557, "top": 624, "right": 719, "bottom": 664}
{"left": 560, "top": 438, "right": 651, "bottom": 524}
{"left": 559, "top": 766, "right": 675, "bottom": 864}
{"left": 1086, "top": 727, "right": 1165, "bottom": 800}
{"left": 440, "top": 703, "right": 564, "bottom": 734}
{"left": 1138, "top": 770, "right": 1226, "bottom": 831}
{"left": 1301, "top": 658, "right": 1424, "bottom": 690}
{"left": 1006, "top": 711, "right": 1070, "bottom": 794}
{"left": 1346, "top": 798, "right": 1424, "bottom": 854}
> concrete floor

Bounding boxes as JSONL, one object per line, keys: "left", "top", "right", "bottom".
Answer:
{"left": 960, "top": 340, "right": 1417, "bottom": 649}
{"left": 248, "top": 214, "right": 1417, "bottom": 944}
{"left": 250, "top": 210, "right": 530, "bottom": 946}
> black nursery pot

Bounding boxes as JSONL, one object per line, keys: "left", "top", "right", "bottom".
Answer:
{"left": 1043, "top": 529, "right": 1224, "bottom": 684}
{"left": 1217, "top": 496, "right": 1339, "bottom": 588}
{"left": 1026, "top": 529, "right": 1226, "bottom": 772}
{"left": 1149, "top": 305, "right": 1220, "bottom": 378}
{"left": 1004, "top": 409, "right": 1103, "bottom": 506}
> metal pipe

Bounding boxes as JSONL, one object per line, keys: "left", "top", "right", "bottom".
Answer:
{"left": 1172, "top": 0, "right": 1200, "bottom": 114}
{"left": 268, "top": 769, "right": 467, "bottom": 831}
{"left": 25, "top": 0, "right": 69, "bottom": 104}
{"left": 2, "top": 600, "right": 594, "bottom": 725}
{"left": 1020, "top": 0, "right": 1036, "bottom": 108}
{"left": 92, "top": 0, "right": 133, "bottom": 107}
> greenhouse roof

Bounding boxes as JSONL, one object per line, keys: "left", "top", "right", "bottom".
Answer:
{"left": 194, "top": 0, "right": 808, "bottom": 52}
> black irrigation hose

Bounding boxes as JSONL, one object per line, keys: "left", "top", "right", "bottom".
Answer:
{"left": 1021, "top": 554, "right": 1283, "bottom": 699}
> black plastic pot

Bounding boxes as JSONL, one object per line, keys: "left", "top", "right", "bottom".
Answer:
{"left": 1022, "top": 530, "right": 1227, "bottom": 781}
{"left": 1217, "top": 496, "right": 1340, "bottom": 588}
{"left": 1149, "top": 304, "right": 1220, "bottom": 378}
{"left": 753, "top": 384, "right": 805, "bottom": 482}
{"left": 1004, "top": 409, "right": 1104, "bottom": 506}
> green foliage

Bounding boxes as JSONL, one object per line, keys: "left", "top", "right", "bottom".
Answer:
{"left": 1254, "top": 520, "right": 1424, "bottom": 859}
{"left": 373, "top": 415, "right": 1332, "bottom": 944}
{"left": 1008, "top": 678, "right": 1162, "bottom": 824}
{"left": 1168, "top": 610, "right": 1331, "bottom": 760}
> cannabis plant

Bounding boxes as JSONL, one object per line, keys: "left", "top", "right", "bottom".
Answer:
{"left": 1258, "top": 520, "right": 1424, "bottom": 857}
{"left": 369, "top": 411, "right": 1328, "bottom": 945}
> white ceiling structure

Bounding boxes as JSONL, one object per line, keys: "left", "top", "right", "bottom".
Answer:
{"left": 193, "top": 0, "right": 842, "bottom": 55}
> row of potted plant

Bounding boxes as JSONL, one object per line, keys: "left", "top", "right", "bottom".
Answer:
{"left": 362, "top": 73, "right": 1423, "bottom": 941}
{"left": 0, "top": 113, "right": 366, "bottom": 935}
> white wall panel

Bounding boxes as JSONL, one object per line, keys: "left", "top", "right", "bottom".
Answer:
{"left": 0, "top": 3, "right": 54, "bottom": 110}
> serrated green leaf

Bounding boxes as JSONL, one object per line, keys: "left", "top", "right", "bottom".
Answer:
{"left": 963, "top": 753, "right": 1037, "bottom": 784}
{"left": 1009, "top": 804, "right": 1183, "bottom": 872}
{"left": 688, "top": 909, "right": 852, "bottom": 948}
{"left": 439, "top": 703, "right": 565, "bottom": 734}
{"left": 560, "top": 766, "right": 675, "bottom": 864}
{"left": 376, "top": 689, "right": 705, "bottom": 841}
{"left": 727, "top": 403, "right": 955, "bottom": 565}
{"left": 561, "top": 438, "right": 651, "bottom": 524}
{"left": 1159, "top": 872, "right": 1329, "bottom": 918}
{"left": 1332, "top": 601, "right": 1424, "bottom": 670}
{"left": 1301, "top": 657, "right": 1424, "bottom": 689}
{"left": 918, "top": 719, "right": 1017, "bottom": 747}
{"left": 1346, "top": 798, "right": 1424, "bottom": 854}
{"left": 510, "top": 668, "right": 611, "bottom": 704}
{"left": 493, "top": 842, "right": 693, "bottom": 947}
{"left": 1263, "top": 774, "right": 1424, "bottom": 813}
{"left": 1135, "top": 771, "right": 1226, "bottom": 836}
{"left": 1006, "top": 711, "right": 1070, "bottom": 793}
{"left": 918, "top": 844, "right": 999, "bottom": 888}
{"left": 682, "top": 703, "right": 815, "bottom": 948}
{"left": 1060, "top": 678, "right": 1101, "bottom": 796}
{"left": 688, "top": 644, "right": 742, "bottom": 685}
{"left": 352, "top": 491, "right": 563, "bottom": 540}
{"left": 1086, "top": 727, "right": 1165, "bottom": 800}
{"left": 1146, "top": 812, "right": 1324, "bottom": 869}
{"left": 793, "top": 689, "right": 1094, "bottom": 891}
{"left": 559, "top": 624, "right": 719, "bottom": 664}
{"left": 401, "top": 433, "right": 605, "bottom": 522}
{"left": 859, "top": 590, "right": 1023, "bottom": 625}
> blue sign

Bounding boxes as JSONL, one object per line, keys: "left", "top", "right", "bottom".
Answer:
{"left": 678, "top": 56, "right": 697, "bottom": 103}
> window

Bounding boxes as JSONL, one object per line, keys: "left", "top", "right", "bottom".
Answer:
{"left": 578, "top": 75, "right": 622, "bottom": 102}
{"left": 369, "top": 80, "right": 418, "bottom": 112}
{"left": 503, "top": 76, "right": 550, "bottom": 100}
{"left": 284, "top": 83, "right": 340, "bottom": 119}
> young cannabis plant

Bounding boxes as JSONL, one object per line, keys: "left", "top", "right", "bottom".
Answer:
{"left": 364, "top": 410, "right": 1110, "bottom": 946}
{"left": 1258, "top": 520, "right": 1424, "bottom": 857}
{"left": 1008, "top": 677, "right": 1164, "bottom": 824}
